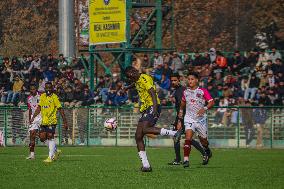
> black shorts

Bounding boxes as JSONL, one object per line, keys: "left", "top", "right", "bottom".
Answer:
{"left": 40, "top": 125, "right": 56, "bottom": 134}
{"left": 139, "top": 105, "right": 161, "bottom": 126}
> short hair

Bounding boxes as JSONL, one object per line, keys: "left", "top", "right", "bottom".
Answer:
{"left": 30, "top": 83, "right": 37, "bottom": 89}
{"left": 170, "top": 73, "right": 180, "bottom": 79}
{"left": 187, "top": 72, "right": 199, "bottom": 79}
{"left": 124, "top": 66, "right": 136, "bottom": 74}
{"left": 45, "top": 82, "right": 52, "bottom": 85}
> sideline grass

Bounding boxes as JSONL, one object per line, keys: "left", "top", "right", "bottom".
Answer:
{"left": 0, "top": 147, "right": 283, "bottom": 189}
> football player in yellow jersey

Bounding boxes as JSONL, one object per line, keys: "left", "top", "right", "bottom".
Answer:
{"left": 125, "top": 66, "right": 179, "bottom": 172}
{"left": 30, "top": 82, "right": 68, "bottom": 163}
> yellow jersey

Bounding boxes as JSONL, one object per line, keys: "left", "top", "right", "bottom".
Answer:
{"left": 39, "top": 93, "right": 62, "bottom": 125}
{"left": 135, "top": 74, "right": 160, "bottom": 112}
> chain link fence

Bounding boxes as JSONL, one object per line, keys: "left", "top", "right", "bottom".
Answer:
{"left": 0, "top": 106, "right": 283, "bottom": 148}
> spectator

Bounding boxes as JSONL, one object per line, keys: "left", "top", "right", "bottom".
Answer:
{"left": 269, "top": 47, "right": 282, "bottom": 63}
{"left": 63, "top": 86, "right": 74, "bottom": 107}
{"left": 5, "top": 75, "right": 24, "bottom": 105}
{"left": 64, "top": 66, "right": 75, "bottom": 82}
{"left": 209, "top": 48, "right": 217, "bottom": 63}
{"left": 105, "top": 86, "right": 117, "bottom": 106}
{"left": 266, "top": 70, "right": 276, "bottom": 88}
{"left": 43, "top": 66, "right": 56, "bottom": 82}
{"left": 253, "top": 103, "right": 268, "bottom": 148}
{"left": 28, "top": 54, "right": 41, "bottom": 80}
{"left": 191, "top": 52, "right": 203, "bottom": 67}
{"left": 258, "top": 92, "right": 271, "bottom": 106}
{"left": 82, "top": 86, "right": 95, "bottom": 106}
{"left": 158, "top": 73, "right": 171, "bottom": 96}
{"left": 171, "top": 52, "right": 183, "bottom": 73}
{"left": 241, "top": 101, "right": 255, "bottom": 147}
{"left": 244, "top": 73, "right": 260, "bottom": 100}
{"left": 215, "top": 51, "right": 227, "bottom": 68}
{"left": 152, "top": 52, "right": 163, "bottom": 69}
{"left": 161, "top": 62, "right": 173, "bottom": 79}
{"left": 114, "top": 82, "right": 128, "bottom": 106}
{"left": 214, "top": 97, "right": 229, "bottom": 127}
{"left": 256, "top": 49, "right": 270, "bottom": 69}
{"left": 57, "top": 54, "right": 68, "bottom": 69}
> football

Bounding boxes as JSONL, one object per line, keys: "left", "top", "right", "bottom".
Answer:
{"left": 104, "top": 117, "right": 117, "bottom": 131}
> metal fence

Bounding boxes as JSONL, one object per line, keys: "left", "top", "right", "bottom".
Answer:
{"left": 0, "top": 106, "right": 283, "bottom": 148}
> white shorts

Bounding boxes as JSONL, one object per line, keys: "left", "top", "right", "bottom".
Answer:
{"left": 28, "top": 115, "right": 42, "bottom": 132}
{"left": 184, "top": 118, "right": 208, "bottom": 138}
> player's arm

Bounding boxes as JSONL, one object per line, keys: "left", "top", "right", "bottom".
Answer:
{"left": 176, "top": 99, "right": 186, "bottom": 130}
{"left": 30, "top": 106, "right": 41, "bottom": 124}
{"left": 58, "top": 108, "right": 68, "bottom": 130}
{"left": 197, "top": 89, "right": 215, "bottom": 116}
{"left": 149, "top": 87, "right": 158, "bottom": 117}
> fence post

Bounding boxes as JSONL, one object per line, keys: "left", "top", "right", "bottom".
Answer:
{"left": 58, "top": 114, "right": 62, "bottom": 147}
{"left": 4, "top": 109, "right": 7, "bottom": 146}
{"left": 87, "top": 107, "right": 90, "bottom": 147}
{"left": 115, "top": 108, "right": 118, "bottom": 147}
{"left": 270, "top": 108, "right": 273, "bottom": 149}
{"left": 237, "top": 107, "right": 240, "bottom": 148}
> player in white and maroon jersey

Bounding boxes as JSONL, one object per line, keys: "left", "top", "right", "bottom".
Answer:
{"left": 177, "top": 72, "right": 214, "bottom": 168}
{"left": 26, "top": 84, "right": 42, "bottom": 160}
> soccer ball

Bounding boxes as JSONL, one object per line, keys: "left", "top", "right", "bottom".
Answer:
{"left": 104, "top": 117, "right": 117, "bottom": 131}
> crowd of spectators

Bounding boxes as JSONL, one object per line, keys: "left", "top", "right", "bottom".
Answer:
{"left": 0, "top": 48, "right": 283, "bottom": 112}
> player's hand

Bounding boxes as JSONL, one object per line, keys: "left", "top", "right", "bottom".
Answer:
{"left": 197, "top": 108, "right": 206, "bottom": 117}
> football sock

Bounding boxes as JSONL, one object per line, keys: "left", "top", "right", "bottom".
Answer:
{"left": 174, "top": 140, "right": 181, "bottom": 162}
{"left": 138, "top": 151, "right": 150, "bottom": 168}
{"left": 191, "top": 139, "right": 206, "bottom": 156}
{"left": 184, "top": 140, "right": 191, "bottom": 161}
{"left": 30, "top": 152, "right": 35, "bottom": 157}
{"left": 48, "top": 139, "right": 56, "bottom": 159}
{"left": 160, "top": 128, "right": 176, "bottom": 136}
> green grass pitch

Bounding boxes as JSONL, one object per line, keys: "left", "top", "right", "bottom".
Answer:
{"left": 0, "top": 147, "right": 283, "bottom": 189}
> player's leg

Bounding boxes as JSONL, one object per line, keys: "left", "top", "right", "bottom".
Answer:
{"left": 135, "top": 121, "right": 151, "bottom": 172}
{"left": 197, "top": 120, "right": 212, "bottom": 165}
{"left": 191, "top": 139, "right": 206, "bottom": 156}
{"left": 183, "top": 126, "right": 194, "bottom": 168}
{"left": 26, "top": 130, "right": 37, "bottom": 160}
{"left": 46, "top": 125, "right": 60, "bottom": 161}
{"left": 168, "top": 120, "right": 182, "bottom": 165}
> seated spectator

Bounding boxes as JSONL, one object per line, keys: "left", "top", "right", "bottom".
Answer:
{"left": 28, "top": 54, "right": 41, "bottom": 80}
{"left": 105, "top": 86, "right": 117, "bottom": 106}
{"left": 258, "top": 92, "right": 271, "bottom": 105}
{"left": 266, "top": 70, "right": 276, "bottom": 88}
{"left": 152, "top": 52, "right": 163, "bottom": 69}
{"left": 269, "top": 47, "right": 282, "bottom": 64}
{"left": 215, "top": 51, "right": 227, "bottom": 68}
{"left": 256, "top": 49, "right": 270, "bottom": 70}
{"left": 171, "top": 52, "right": 183, "bottom": 74}
{"left": 158, "top": 73, "right": 171, "bottom": 97}
{"left": 57, "top": 54, "right": 68, "bottom": 70}
{"left": 161, "top": 62, "right": 173, "bottom": 79}
{"left": 63, "top": 86, "right": 74, "bottom": 107}
{"left": 244, "top": 73, "right": 260, "bottom": 100}
{"left": 213, "top": 97, "right": 229, "bottom": 127}
{"left": 82, "top": 86, "right": 95, "bottom": 106}
{"left": 3, "top": 75, "right": 24, "bottom": 105}
{"left": 114, "top": 82, "right": 128, "bottom": 106}
{"left": 43, "top": 66, "right": 56, "bottom": 81}
{"left": 64, "top": 66, "right": 75, "bottom": 82}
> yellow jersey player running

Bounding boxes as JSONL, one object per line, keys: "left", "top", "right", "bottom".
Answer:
{"left": 30, "top": 82, "right": 68, "bottom": 163}
{"left": 124, "top": 66, "right": 179, "bottom": 172}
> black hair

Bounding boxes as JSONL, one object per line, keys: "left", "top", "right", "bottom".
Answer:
{"left": 30, "top": 83, "right": 37, "bottom": 89}
{"left": 124, "top": 66, "right": 136, "bottom": 74}
{"left": 170, "top": 73, "right": 180, "bottom": 79}
{"left": 46, "top": 81, "right": 52, "bottom": 85}
{"left": 187, "top": 72, "right": 199, "bottom": 79}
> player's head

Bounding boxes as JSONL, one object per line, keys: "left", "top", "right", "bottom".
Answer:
{"left": 187, "top": 72, "right": 199, "bottom": 88}
{"left": 30, "top": 84, "right": 37, "bottom": 96}
{"left": 45, "top": 82, "right": 53, "bottom": 96}
{"left": 170, "top": 73, "right": 180, "bottom": 88}
{"left": 125, "top": 66, "right": 140, "bottom": 82}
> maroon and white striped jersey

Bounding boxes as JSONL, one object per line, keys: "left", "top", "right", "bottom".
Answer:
{"left": 27, "top": 93, "right": 40, "bottom": 115}
{"left": 182, "top": 87, "right": 213, "bottom": 122}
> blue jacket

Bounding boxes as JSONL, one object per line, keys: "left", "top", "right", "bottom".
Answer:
{"left": 252, "top": 108, "right": 268, "bottom": 124}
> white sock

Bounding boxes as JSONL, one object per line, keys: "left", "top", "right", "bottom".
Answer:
{"left": 45, "top": 140, "right": 49, "bottom": 147}
{"left": 160, "top": 128, "right": 176, "bottom": 136}
{"left": 30, "top": 152, "right": 35, "bottom": 157}
{"left": 48, "top": 139, "right": 56, "bottom": 159}
{"left": 138, "top": 151, "right": 150, "bottom": 168}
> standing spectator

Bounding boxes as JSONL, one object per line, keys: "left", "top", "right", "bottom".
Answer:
{"left": 22, "top": 55, "right": 31, "bottom": 79}
{"left": 253, "top": 104, "right": 268, "bottom": 148}
{"left": 28, "top": 55, "right": 41, "bottom": 80}
{"left": 171, "top": 52, "right": 183, "bottom": 74}
{"left": 241, "top": 101, "right": 255, "bottom": 147}
{"left": 269, "top": 47, "right": 282, "bottom": 64}
{"left": 244, "top": 73, "right": 260, "bottom": 100}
